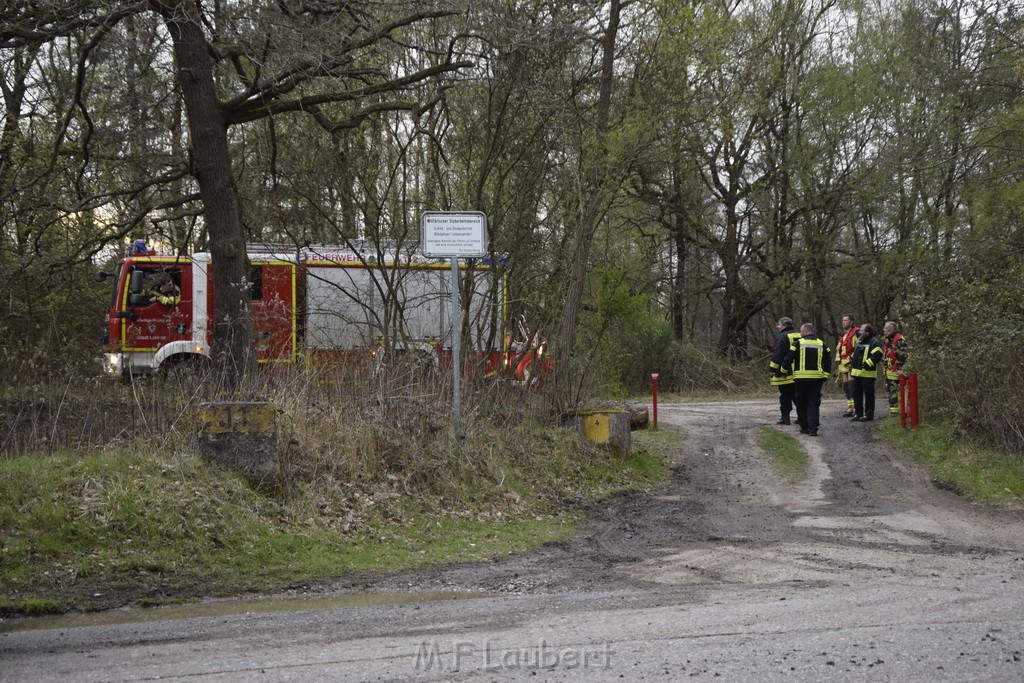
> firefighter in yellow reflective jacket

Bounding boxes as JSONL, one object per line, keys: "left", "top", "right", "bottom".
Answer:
{"left": 769, "top": 317, "right": 802, "bottom": 425}
{"left": 784, "top": 323, "right": 832, "bottom": 437}
{"left": 143, "top": 274, "right": 181, "bottom": 307}
{"left": 849, "top": 323, "right": 885, "bottom": 421}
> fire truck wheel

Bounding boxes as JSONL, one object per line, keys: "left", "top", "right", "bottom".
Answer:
{"left": 373, "top": 348, "right": 438, "bottom": 386}
{"left": 162, "top": 354, "right": 212, "bottom": 389}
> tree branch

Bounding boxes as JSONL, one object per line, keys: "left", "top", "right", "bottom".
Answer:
{"left": 225, "top": 60, "right": 472, "bottom": 124}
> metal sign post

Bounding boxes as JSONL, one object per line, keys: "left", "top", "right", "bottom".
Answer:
{"left": 449, "top": 257, "right": 462, "bottom": 437}
{"left": 420, "top": 212, "right": 488, "bottom": 439}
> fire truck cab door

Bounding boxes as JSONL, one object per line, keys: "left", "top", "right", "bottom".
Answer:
{"left": 121, "top": 266, "right": 191, "bottom": 352}
{"left": 250, "top": 261, "right": 296, "bottom": 363}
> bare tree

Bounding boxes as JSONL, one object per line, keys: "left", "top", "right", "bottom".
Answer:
{"left": 0, "top": 0, "right": 471, "bottom": 388}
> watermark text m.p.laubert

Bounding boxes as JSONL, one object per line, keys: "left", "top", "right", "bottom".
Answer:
{"left": 413, "top": 638, "right": 615, "bottom": 672}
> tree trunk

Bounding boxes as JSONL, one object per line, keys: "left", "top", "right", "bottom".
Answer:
{"left": 551, "top": 0, "right": 621, "bottom": 413}
{"left": 160, "top": 1, "right": 255, "bottom": 388}
{"left": 671, "top": 208, "right": 687, "bottom": 343}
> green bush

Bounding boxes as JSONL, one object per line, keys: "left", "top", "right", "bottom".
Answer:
{"left": 574, "top": 267, "right": 763, "bottom": 397}
{"left": 904, "top": 259, "right": 1024, "bottom": 455}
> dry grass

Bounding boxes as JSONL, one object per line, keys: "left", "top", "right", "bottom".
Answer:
{"left": 0, "top": 366, "right": 670, "bottom": 614}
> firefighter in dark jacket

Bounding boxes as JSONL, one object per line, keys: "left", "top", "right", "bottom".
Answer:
{"left": 850, "top": 323, "right": 885, "bottom": 421}
{"left": 784, "top": 323, "right": 832, "bottom": 437}
{"left": 882, "top": 321, "right": 908, "bottom": 416}
{"left": 769, "top": 317, "right": 801, "bottom": 425}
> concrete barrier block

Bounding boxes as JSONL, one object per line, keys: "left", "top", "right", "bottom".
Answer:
{"left": 193, "top": 402, "right": 282, "bottom": 487}
{"left": 565, "top": 409, "right": 632, "bottom": 456}
{"left": 626, "top": 402, "right": 650, "bottom": 429}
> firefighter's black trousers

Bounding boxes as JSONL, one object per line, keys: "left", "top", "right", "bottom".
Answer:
{"left": 852, "top": 376, "right": 877, "bottom": 419}
{"left": 777, "top": 383, "right": 795, "bottom": 420}
{"left": 794, "top": 379, "right": 825, "bottom": 431}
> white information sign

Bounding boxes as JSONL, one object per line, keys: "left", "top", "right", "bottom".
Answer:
{"left": 420, "top": 211, "right": 488, "bottom": 258}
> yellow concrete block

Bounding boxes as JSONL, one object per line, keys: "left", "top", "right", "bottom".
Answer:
{"left": 582, "top": 413, "right": 611, "bottom": 443}
{"left": 567, "top": 408, "right": 631, "bottom": 456}
{"left": 197, "top": 402, "right": 276, "bottom": 435}
{"left": 193, "top": 402, "right": 281, "bottom": 488}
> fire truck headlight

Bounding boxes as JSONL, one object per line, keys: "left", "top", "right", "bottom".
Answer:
{"left": 103, "top": 353, "right": 123, "bottom": 378}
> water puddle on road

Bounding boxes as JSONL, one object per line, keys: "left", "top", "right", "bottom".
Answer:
{"left": 1, "top": 591, "right": 488, "bottom": 634}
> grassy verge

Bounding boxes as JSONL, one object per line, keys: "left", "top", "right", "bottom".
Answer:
{"left": 0, "top": 420, "right": 669, "bottom": 616}
{"left": 623, "top": 428, "right": 678, "bottom": 478}
{"left": 756, "top": 427, "right": 809, "bottom": 481}
{"left": 880, "top": 420, "right": 1024, "bottom": 506}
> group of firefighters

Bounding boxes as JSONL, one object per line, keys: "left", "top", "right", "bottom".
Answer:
{"left": 769, "top": 315, "right": 908, "bottom": 437}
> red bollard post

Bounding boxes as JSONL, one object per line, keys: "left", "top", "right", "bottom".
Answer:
{"left": 651, "top": 372, "right": 660, "bottom": 431}
{"left": 899, "top": 374, "right": 909, "bottom": 429}
{"left": 909, "top": 372, "right": 919, "bottom": 429}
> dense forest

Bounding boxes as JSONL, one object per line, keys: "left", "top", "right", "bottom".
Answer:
{"left": 1, "top": 1, "right": 1022, "bottom": 452}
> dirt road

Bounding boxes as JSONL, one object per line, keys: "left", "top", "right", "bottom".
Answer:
{"left": 363, "top": 398, "right": 1024, "bottom": 597}
{"left": 3, "top": 399, "right": 1024, "bottom": 681}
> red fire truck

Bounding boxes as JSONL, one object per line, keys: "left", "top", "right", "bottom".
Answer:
{"left": 100, "top": 240, "right": 508, "bottom": 381}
